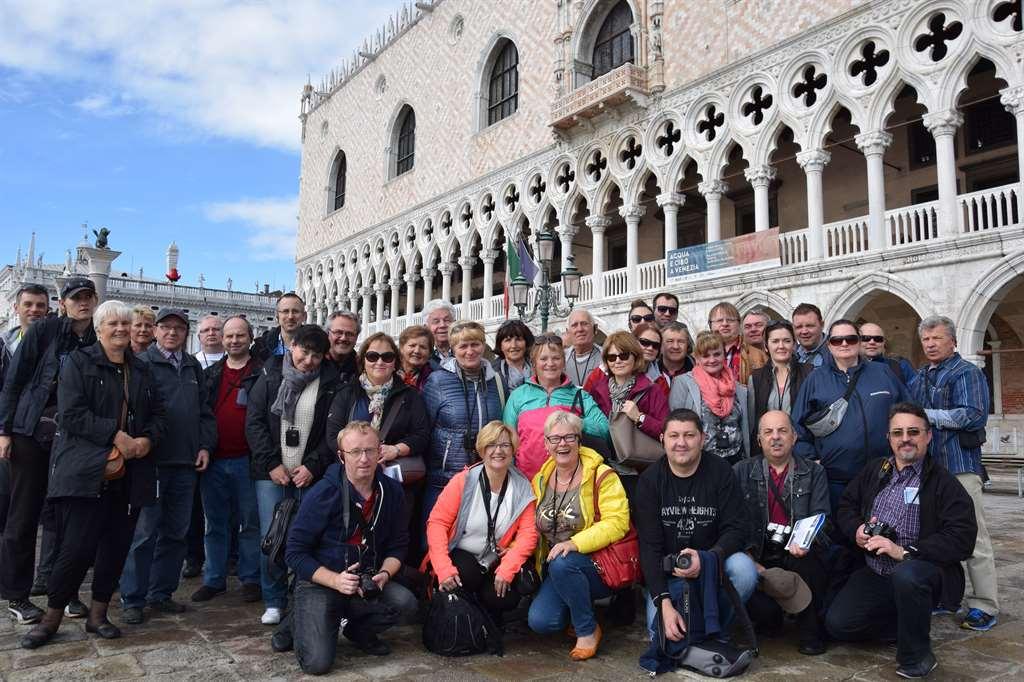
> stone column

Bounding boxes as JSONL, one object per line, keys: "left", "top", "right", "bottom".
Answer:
{"left": 361, "top": 286, "right": 373, "bottom": 329}
{"left": 374, "top": 282, "right": 386, "bottom": 323}
{"left": 619, "top": 205, "right": 646, "bottom": 292}
{"left": 439, "top": 262, "right": 454, "bottom": 303}
{"left": 796, "top": 149, "right": 831, "bottom": 260}
{"left": 421, "top": 268, "right": 435, "bottom": 307}
{"left": 1001, "top": 85, "right": 1024, "bottom": 218}
{"left": 744, "top": 165, "right": 777, "bottom": 232}
{"left": 586, "top": 216, "right": 612, "bottom": 300}
{"left": 556, "top": 224, "right": 578, "bottom": 271}
{"left": 404, "top": 273, "right": 419, "bottom": 318}
{"left": 349, "top": 292, "right": 359, "bottom": 313}
{"left": 698, "top": 180, "right": 728, "bottom": 243}
{"left": 79, "top": 246, "right": 122, "bottom": 301}
{"left": 389, "top": 278, "right": 401, "bottom": 321}
{"left": 657, "top": 192, "right": 684, "bottom": 254}
{"left": 855, "top": 131, "right": 894, "bottom": 251}
{"left": 480, "top": 249, "right": 498, "bottom": 302}
{"left": 924, "top": 110, "right": 964, "bottom": 238}
{"left": 459, "top": 256, "right": 476, "bottom": 307}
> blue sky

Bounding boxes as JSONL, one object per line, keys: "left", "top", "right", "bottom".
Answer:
{"left": 0, "top": 0, "right": 402, "bottom": 294}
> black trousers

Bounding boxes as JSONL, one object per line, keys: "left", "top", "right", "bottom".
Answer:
{"left": 825, "top": 561, "right": 942, "bottom": 666}
{"left": 1, "top": 435, "right": 50, "bottom": 600}
{"left": 747, "top": 550, "right": 827, "bottom": 643}
{"left": 186, "top": 483, "right": 205, "bottom": 565}
{"left": 449, "top": 548, "right": 520, "bottom": 614}
{"left": 47, "top": 486, "right": 141, "bottom": 609}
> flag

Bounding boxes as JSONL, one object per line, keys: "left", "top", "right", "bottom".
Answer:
{"left": 507, "top": 235, "right": 538, "bottom": 282}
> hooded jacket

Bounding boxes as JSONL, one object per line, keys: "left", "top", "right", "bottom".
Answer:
{"left": 325, "top": 379, "right": 430, "bottom": 462}
{"left": 790, "top": 354, "right": 908, "bottom": 483}
{"left": 285, "top": 462, "right": 408, "bottom": 583}
{"left": 501, "top": 375, "right": 609, "bottom": 480}
{"left": 585, "top": 368, "right": 669, "bottom": 441}
{"left": 424, "top": 463, "right": 538, "bottom": 584}
{"left": 47, "top": 344, "right": 166, "bottom": 510}
{"left": 422, "top": 357, "right": 504, "bottom": 484}
{"left": 142, "top": 345, "right": 217, "bottom": 467}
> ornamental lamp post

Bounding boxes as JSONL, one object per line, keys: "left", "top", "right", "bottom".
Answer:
{"left": 512, "top": 227, "right": 581, "bottom": 332}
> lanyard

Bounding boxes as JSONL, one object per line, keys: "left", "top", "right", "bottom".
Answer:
{"left": 570, "top": 349, "right": 597, "bottom": 384}
{"left": 550, "top": 459, "right": 580, "bottom": 540}
{"left": 478, "top": 469, "right": 510, "bottom": 551}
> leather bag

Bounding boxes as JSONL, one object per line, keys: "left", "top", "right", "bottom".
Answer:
{"left": 608, "top": 389, "right": 664, "bottom": 468}
{"left": 104, "top": 366, "right": 131, "bottom": 481}
{"left": 589, "top": 469, "right": 642, "bottom": 589}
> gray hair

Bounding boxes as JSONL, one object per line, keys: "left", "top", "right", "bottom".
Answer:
{"left": 567, "top": 308, "right": 595, "bottom": 326}
{"left": 662, "top": 321, "right": 693, "bottom": 348}
{"left": 743, "top": 308, "right": 771, "bottom": 323}
{"left": 198, "top": 313, "right": 224, "bottom": 329}
{"left": 918, "top": 315, "right": 957, "bottom": 344}
{"left": 544, "top": 410, "right": 583, "bottom": 436}
{"left": 93, "top": 300, "right": 133, "bottom": 329}
{"left": 423, "top": 299, "right": 456, "bottom": 320}
{"left": 329, "top": 310, "right": 362, "bottom": 335}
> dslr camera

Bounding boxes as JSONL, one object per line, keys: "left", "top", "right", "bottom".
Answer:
{"left": 662, "top": 552, "right": 692, "bottom": 573}
{"left": 863, "top": 520, "right": 899, "bottom": 544}
{"left": 477, "top": 548, "right": 500, "bottom": 572}
{"left": 358, "top": 570, "right": 382, "bottom": 598}
{"left": 765, "top": 522, "right": 792, "bottom": 547}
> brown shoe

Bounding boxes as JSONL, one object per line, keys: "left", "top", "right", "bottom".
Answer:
{"left": 569, "top": 623, "right": 602, "bottom": 661}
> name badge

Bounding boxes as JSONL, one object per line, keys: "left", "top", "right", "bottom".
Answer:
{"left": 236, "top": 387, "right": 248, "bottom": 407}
{"left": 904, "top": 487, "right": 920, "bottom": 505}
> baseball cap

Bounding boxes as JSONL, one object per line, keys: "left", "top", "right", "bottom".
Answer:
{"left": 59, "top": 277, "right": 96, "bottom": 300}
{"left": 760, "top": 567, "right": 812, "bottom": 614}
{"left": 155, "top": 308, "right": 189, "bottom": 326}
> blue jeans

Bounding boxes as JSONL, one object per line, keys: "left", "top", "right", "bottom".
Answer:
{"left": 644, "top": 552, "right": 759, "bottom": 639}
{"left": 201, "top": 457, "right": 261, "bottom": 590}
{"left": 255, "top": 480, "right": 302, "bottom": 608}
{"left": 527, "top": 552, "right": 611, "bottom": 638}
{"left": 120, "top": 466, "right": 197, "bottom": 608}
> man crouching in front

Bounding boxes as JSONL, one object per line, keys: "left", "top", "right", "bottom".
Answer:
{"left": 285, "top": 421, "right": 416, "bottom": 675}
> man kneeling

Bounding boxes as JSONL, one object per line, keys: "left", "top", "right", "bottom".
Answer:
{"left": 285, "top": 421, "right": 416, "bottom": 675}
{"left": 826, "top": 402, "right": 976, "bottom": 679}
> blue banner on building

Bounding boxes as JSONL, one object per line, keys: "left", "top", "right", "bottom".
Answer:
{"left": 667, "top": 228, "right": 780, "bottom": 279}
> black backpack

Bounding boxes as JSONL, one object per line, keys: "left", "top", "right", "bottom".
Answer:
{"left": 422, "top": 589, "right": 503, "bottom": 657}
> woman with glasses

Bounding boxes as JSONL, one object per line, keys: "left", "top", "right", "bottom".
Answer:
{"left": 502, "top": 333, "right": 608, "bottom": 480}
{"left": 747, "top": 321, "right": 813, "bottom": 453}
{"left": 491, "top": 320, "right": 534, "bottom": 391}
{"left": 424, "top": 421, "right": 538, "bottom": 621}
{"left": 669, "top": 331, "right": 751, "bottom": 464}
{"left": 626, "top": 299, "right": 655, "bottom": 332}
{"left": 397, "top": 325, "right": 433, "bottom": 391}
{"left": 791, "top": 319, "right": 909, "bottom": 513}
{"left": 527, "top": 411, "right": 629, "bottom": 661}
{"left": 631, "top": 322, "right": 671, "bottom": 395}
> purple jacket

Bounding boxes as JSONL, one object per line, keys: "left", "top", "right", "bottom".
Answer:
{"left": 585, "top": 369, "right": 669, "bottom": 440}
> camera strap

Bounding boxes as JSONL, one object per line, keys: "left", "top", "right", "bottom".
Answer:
{"left": 478, "top": 467, "right": 510, "bottom": 551}
{"left": 761, "top": 459, "right": 791, "bottom": 520}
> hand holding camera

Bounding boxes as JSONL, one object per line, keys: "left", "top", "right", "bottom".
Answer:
{"left": 334, "top": 562, "right": 362, "bottom": 596}
{"left": 663, "top": 548, "right": 700, "bottom": 578}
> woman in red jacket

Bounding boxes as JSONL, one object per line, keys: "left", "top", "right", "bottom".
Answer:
{"left": 424, "top": 421, "right": 538, "bottom": 618}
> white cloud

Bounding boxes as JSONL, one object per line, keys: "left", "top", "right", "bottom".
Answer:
{"left": 0, "top": 0, "right": 402, "bottom": 150}
{"left": 205, "top": 196, "right": 299, "bottom": 261}
{"left": 74, "top": 93, "right": 134, "bottom": 117}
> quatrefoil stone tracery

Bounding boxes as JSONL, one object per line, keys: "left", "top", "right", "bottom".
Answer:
{"left": 792, "top": 65, "right": 827, "bottom": 107}
{"left": 697, "top": 105, "right": 725, "bottom": 142}
{"left": 914, "top": 13, "right": 963, "bottom": 62}
{"left": 619, "top": 137, "right": 643, "bottom": 170}
{"left": 849, "top": 41, "right": 890, "bottom": 87}
{"left": 741, "top": 86, "right": 773, "bottom": 126}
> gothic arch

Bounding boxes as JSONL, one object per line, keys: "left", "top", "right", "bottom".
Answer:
{"left": 825, "top": 272, "right": 935, "bottom": 323}
{"left": 384, "top": 100, "right": 416, "bottom": 179}
{"left": 734, "top": 290, "right": 794, "bottom": 319}
{"left": 571, "top": 0, "right": 642, "bottom": 87}
{"left": 957, "top": 249, "right": 1024, "bottom": 358}
{"left": 474, "top": 31, "right": 522, "bottom": 131}
{"left": 325, "top": 147, "right": 347, "bottom": 215}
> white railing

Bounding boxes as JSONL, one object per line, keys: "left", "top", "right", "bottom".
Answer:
{"left": 960, "top": 184, "right": 1020, "bottom": 234}
{"left": 887, "top": 201, "right": 939, "bottom": 248}
{"left": 779, "top": 228, "right": 810, "bottom": 265}
{"left": 638, "top": 260, "right": 665, "bottom": 292}
{"left": 603, "top": 267, "right": 628, "bottom": 298}
{"left": 824, "top": 217, "right": 870, "bottom": 258}
{"left": 579, "top": 274, "right": 594, "bottom": 302}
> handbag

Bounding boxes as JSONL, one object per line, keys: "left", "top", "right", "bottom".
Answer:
{"left": 512, "top": 563, "right": 540, "bottom": 597}
{"left": 260, "top": 496, "right": 300, "bottom": 568}
{"left": 422, "top": 588, "right": 503, "bottom": 657}
{"left": 104, "top": 366, "right": 131, "bottom": 481}
{"left": 802, "top": 367, "right": 863, "bottom": 438}
{"left": 608, "top": 389, "right": 664, "bottom": 468}
{"left": 589, "top": 469, "right": 641, "bottom": 590}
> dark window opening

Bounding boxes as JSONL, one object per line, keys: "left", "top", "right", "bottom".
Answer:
{"left": 907, "top": 119, "right": 936, "bottom": 169}
{"left": 333, "top": 154, "right": 346, "bottom": 210}
{"left": 396, "top": 108, "right": 416, "bottom": 176}
{"left": 592, "top": 0, "right": 634, "bottom": 78}
{"left": 487, "top": 41, "right": 519, "bottom": 126}
{"left": 964, "top": 97, "right": 1016, "bottom": 154}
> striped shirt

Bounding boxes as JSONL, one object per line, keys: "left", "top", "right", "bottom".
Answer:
{"left": 868, "top": 458, "right": 922, "bottom": 576}
{"left": 909, "top": 353, "right": 989, "bottom": 476}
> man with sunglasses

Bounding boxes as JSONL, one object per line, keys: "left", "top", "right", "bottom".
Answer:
{"left": 826, "top": 402, "right": 976, "bottom": 679}
{"left": 652, "top": 292, "right": 680, "bottom": 330}
{"left": 860, "top": 323, "right": 915, "bottom": 385}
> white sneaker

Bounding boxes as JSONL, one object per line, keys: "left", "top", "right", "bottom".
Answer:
{"left": 261, "top": 607, "right": 282, "bottom": 625}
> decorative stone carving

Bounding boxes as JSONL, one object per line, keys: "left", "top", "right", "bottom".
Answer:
{"left": 744, "top": 165, "right": 777, "bottom": 189}
{"left": 796, "top": 149, "right": 832, "bottom": 172}
{"left": 854, "top": 130, "right": 894, "bottom": 155}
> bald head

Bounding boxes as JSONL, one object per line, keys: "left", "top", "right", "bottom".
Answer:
{"left": 859, "top": 322, "right": 886, "bottom": 359}
{"left": 757, "top": 410, "right": 797, "bottom": 465}
{"left": 222, "top": 316, "right": 253, "bottom": 361}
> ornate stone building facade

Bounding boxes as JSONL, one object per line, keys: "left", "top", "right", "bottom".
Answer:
{"left": 295, "top": 0, "right": 1024, "bottom": 427}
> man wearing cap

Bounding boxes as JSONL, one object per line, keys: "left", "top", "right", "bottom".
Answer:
{"left": 826, "top": 402, "right": 977, "bottom": 679}
{"left": 0, "top": 277, "right": 97, "bottom": 624}
{"left": 733, "top": 410, "right": 830, "bottom": 655}
{"left": 119, "top": 308, "right": 217, "bottom": 624}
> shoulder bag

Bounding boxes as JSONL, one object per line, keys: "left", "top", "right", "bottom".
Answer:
{"left": 589, "top": 468, "right": 642, "bottom": 589}
{"left": 350, "top": 392, "right": 426, "bottom": 485}
{"left": 608, "top": 388, "right": 664, "bottom": 469}
{"left": 104, "top": 365, "right": 131, "bottom": 481}
{"left": 801, "top": 367, "right": 863, "bottom": 438}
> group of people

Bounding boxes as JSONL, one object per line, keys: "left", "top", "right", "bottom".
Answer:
{"left": 0, "top": 280, "right": 999, "bottom": 678}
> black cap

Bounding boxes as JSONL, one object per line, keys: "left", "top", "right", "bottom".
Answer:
{"left": 155, "top": 308, "right": 189, "bottom": 326}
{"left": 59, "top": 277, "right": 96, "bottom": 299}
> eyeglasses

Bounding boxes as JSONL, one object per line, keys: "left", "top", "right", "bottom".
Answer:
{"left": 629, "top": 314, "right": 655, "bottom": 324}
{"left": 484, "top": 442, "right": 514, "bottom": 453}
{"left": 606, "top": 352, "right": 634, "bottom": 363}
{"left": 545, "top": 434, "right": 580, "bottom": 445}
{"left": 342, "top": 448, "right": 377, "bottom": 459}
{"left": 709, "top": 317, "right": 739, "bottom": 325}
{"left": 828, "top": 335, "right": 860, "bottom": 347}
{"left": 860, "top": 335, "right": 885, "bottom": 343}
{"left": 330, "top": 329, "right": 358, "bottom": 338}
{"left": 655, "top": 305, "right": 678, "bottom": 315}
{"left": 889, "top": 428, "right": 926, "bottom": 439}
{"left": 638, "top": 338, "right": 662, "bottom": 351}
{"left": 364, "top": 351, "right": 397, "bottom": 364}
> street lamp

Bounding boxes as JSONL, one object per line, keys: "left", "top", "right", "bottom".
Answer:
{"left": 512, "top": 228, "right": 581, "bottom": 332}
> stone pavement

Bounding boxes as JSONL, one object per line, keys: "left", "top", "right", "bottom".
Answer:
{"left": 1, "top": 489, "right": 1021, "bottom": 681}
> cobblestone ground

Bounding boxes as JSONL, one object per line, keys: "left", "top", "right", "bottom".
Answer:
{"left": 1, "top": 481, "right": 1021, "bottom": 681}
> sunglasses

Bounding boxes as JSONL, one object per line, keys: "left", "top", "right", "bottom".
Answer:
{"left": 889, "top": 427, "right": 926, "bottom": 439}
{"left": 364, "top": 351, "right": 397, "bottom": 363}
{"left": 828, "top": 335, "right": 860, "bottom": 347}
{"left": 630, "top": 314, "right": 655, "bottom": 324}
{"left": 638, "top": 338, "right": 662, "bottom": 351}
{"left": 606, "top": 352, "right": 634, "bottom": 363}
{"left": 655, "top": 305, "right": 678, "bottom": 315}
{"left": 860, "top": 335, "right": 885, "bottom": 343}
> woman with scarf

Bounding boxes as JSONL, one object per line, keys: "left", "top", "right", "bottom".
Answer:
{"left": 245, "top": 324, "right": 342, "bottom": 626}
{"left": 746, "top": 320, "right": 813, "bottom": 455}
{"left": 491, "top": 319, "right": 534, "bottom": 391}
{"left": 325, "top": 332, "right": 430, "bottom": 564}
{"left": 669, "top": 331, "right": 751, "bottom": 464}
{"left": 397, "top": 325, "right": 433, "bottom": 391}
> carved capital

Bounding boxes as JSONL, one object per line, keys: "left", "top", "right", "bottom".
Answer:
{"left": 656, "top": 192, "right": 685, "bottom": 209}
{"left": 403, "top": 272, "right": 420, "bottom": 284}
{"left": 922, "top": 110, "right": 964, "bottom": 137}
{"left": 556, "top": 223, "right": 580, "bottom": 240}
{"left": 361, "top": 286, "right": 374, "bottom": 298}
{"left": 854, "top": 131, "right": 894, "bottom": 155}
{"left": 796, "top": 149, "right": 832, "bottom": 172}
{"left": 479, "top": 248, "right": 500, "bottom": 264}
{"left": 1001, "top": 85, "right": 1024, "bottom": 116}
{"left": 744, "top": 165, "right": 777, "bottom": 188}
{"left": 585, "top": 215, "right": 614, "bottom": 232}
{"left": 618, "top": 204, "right": 647, "bottom": 221}
{"left": 420, "top": 268, "right": 437, "bottom": 280}
{"left": 388, "top": 278, "right": 401, "bottom": 289}
{"left": 698, "top": 179, "right": 729, "bottom": 198}
{"left": 458, "top": 256, "right": 477, "bottom": 270}
{"left": 374, "top": 282, "right": 388, "bottom": 294}
{"left": 437, "top": 262, "right": 456, "bottom": 276}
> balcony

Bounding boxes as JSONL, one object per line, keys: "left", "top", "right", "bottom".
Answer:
{"left": 551, "top": 63, "right": 649, "bottom": 130}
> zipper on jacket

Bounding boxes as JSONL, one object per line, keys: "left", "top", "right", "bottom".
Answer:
{"left": 442, "top": 439, "right": 451, "bottom": 471}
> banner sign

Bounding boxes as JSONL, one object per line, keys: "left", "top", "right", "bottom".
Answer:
{"left": 666, "top": 227, "right": 780, "bottom": 279}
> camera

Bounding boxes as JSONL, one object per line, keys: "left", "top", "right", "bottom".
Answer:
{"left": 477, "top": 549, "right": 500, "bottom": 572}
{"left": 662, "top": 552, "right": 692, "bottom": 573}
{"left": 285, "top": 427, "right": 300, "bottom": 447}
{"left": 765, "top": 522, "right": 792, "bottom": 547}
{"left": 864, "top": 520, "right": 899, "bottom": 544}
{"left": 359, "top": 571, "right": 382, "bottom": 598}
{"left": 463, "top": 433, "right": 476, "bottom": 454}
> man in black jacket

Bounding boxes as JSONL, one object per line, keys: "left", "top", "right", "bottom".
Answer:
{"left": 825, "top": 402, "right": 977, "bottom": 679}
{"left": 636, "top": 408, "right": 756, "bottom": 643}
{"left": 325, "top": 311, "right": 359, "bottom": 384}
{"left": 252, "top": 292, "right": 307, "bottom": 362}
{"left": 0, "top": 277, "right": 97, "bottom": 624}
{"left": 119, "top": 308, "right": 217, "bottom": 624}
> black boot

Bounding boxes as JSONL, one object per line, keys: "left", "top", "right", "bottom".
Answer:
{"left": 85, "top": 600, "right": 121, "bottom": 640}
{"left": 20, "top": 607, "right": 63, "bottom": 649}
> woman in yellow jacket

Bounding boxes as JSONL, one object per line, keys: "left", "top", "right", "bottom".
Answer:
{"left": 528, "top": 410, "right": 630, "bottom": 661}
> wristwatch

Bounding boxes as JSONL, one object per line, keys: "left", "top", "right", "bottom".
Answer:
{"left": 902, "top": 544, "right": 919, "bottom": 561}
{"left": 637, "top": 413, "right": 647, "bottom": 428}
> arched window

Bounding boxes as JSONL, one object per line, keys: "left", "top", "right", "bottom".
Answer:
{"left": 396, "top": 107, "right": 416, "bottom": 176}
{"left": 488, "top": 41, "right": 519, "bottom": 125}
{"left": 592, "top": 0, "right": 634, "bottom": 78}
{"left": 333, "top": 152, "right": 346, "bottom": 210}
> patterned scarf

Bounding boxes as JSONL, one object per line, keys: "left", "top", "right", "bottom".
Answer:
{"left": 608, "top": 375, "right": 636, "bottom": 417}
{"left": 691, "top": 365, "right": 736, "bottom": 419}
{"left": 359, "top": 373, "right": 393, "bottom": 430}
{"left": 270, "top": 352, "right": 320, "bottom": 422}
